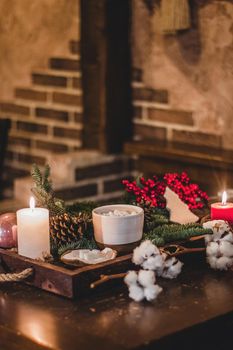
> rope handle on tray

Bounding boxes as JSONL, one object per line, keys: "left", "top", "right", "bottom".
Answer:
{"left": 0, "top": 268, "right": 33, "bottom": 283}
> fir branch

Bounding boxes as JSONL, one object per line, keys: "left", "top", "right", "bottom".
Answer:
{"left": 43, "top": 164, "right": 52, "bottom": 193}
{"left": 144, "top": 223, "right": 212, "bottom": 246}
{"left": 31, "top": 164, "right": 65, "bottom": 215}
{"left": 31, "top": 163, "right": 43, "bottom": 187}
{"left": 66, "top": 201, "right": 97, "bottom": 215}
{"left": 144, "top": 206, "right": 170, "bottom": 232}
{"left": 145, "top": 215, "right": 169, "bottom": 231}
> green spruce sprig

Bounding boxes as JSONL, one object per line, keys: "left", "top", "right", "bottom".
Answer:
{"left": 66, "top": 201, "right": 97, "bottom": 216}
{"left": 31, "top": 164, "right": 65, "bottom": 215}
{"left": 144, "top": 223, "right": 212, "bottom": 246}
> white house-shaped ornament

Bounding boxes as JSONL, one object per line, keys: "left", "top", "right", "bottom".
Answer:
{"left": 164, "top": 187, "right": 199, "bottom": 224}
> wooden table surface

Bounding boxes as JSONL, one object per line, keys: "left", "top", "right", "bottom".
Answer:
{"left": 0, "top": 260, "right": 232, "bottom": 350}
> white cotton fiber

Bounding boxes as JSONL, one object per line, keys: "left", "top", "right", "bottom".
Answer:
{"left": 219, "top": 241, "right": 233, "bottom": 257}
{"left": 206, "top": 241, "right": 219, "bottom": 257}
{"left": 206, "top": 237, "right": 233, "bottom": 270}
{"left": 216, "top": 256, "right": 233, "bottom": 270}
{"left": 161, "top": 258, "right": 183, "bottom": 279}
{"left": 132, "top": 240, "right": 159, "bottom": 265}
{"left": 207, "top": 256, "right": 233, "bottom": 271}
{"left": 140, "top": 240, "right": 160, "bottom": 258}
{"left": 144, "top": 284, "right": 163, "bottom": 302}
{"left": 204, "top": 234, "right": 212, "bottom": 244}
{"left": 207, "top": 256, "right": 218, "bottom": 269}
{"left": 132, "top": 246, "right": 145, "bottom": 265}
{"left": 220, "top": 231, "right": 233, "bottom": 243}
{"left": 163, "top": 256, "right": 177, "bottom": 267}
{"left": 124, "top": 271, "right": 138, "bottom": 286}
{"left": 141, "top": 254, "right": 164, "bottom": 271}
{"left": 128, "top": 284, "right": 144, "bottom": 302}
{"left": 127, "top": 240, "right": 185, "bottom": 302}
{"left": 203, "top": 220, "right": 230, "bottom": 234}
{"left": 203, "top": 220, "right": 232, "bottom": 242}
{"left": 138, "top": 270, "right": 155, "bottom": 287}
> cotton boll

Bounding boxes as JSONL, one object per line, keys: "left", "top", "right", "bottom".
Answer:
{"left": 162, "top": 258, "right": 183, "bottom": 279}
{"left": 138, "top": 270, "right": 155, "bottom": 287}
{"left": 132, "top": 246, "right": 145, "bottom": 265}
{"left": 155, "top": 267, "right": 165, "bottom": 277}
{"left": 203, "top": 221, "right": 213, "bottom": 231}
{"left": 128, "top": 284, "right": 144, "bottom": 302}
{"left": 132, "top": 240, "right": 159, "bottom": 265}
{"left": 207, "top": 256, "right": 218, "bottom": 270}
{"left": 203, "top": 220, "right": 230, "bottom": 233}
{"left": 163, "top": 256, "right": 177, "bottom": 268}
{"left": 124, "top": 271, "right": 138, "bottom": 286}
{"left": 203, "top": 220, "right": 231, "bottom": 241}
{"left": 219, "top": 231, "right": 233, "bottom": 243}
{"left": 208, "top": 255, "right": 233, "bottom": 271}
{"left": 206, "top": 241, "right": 219, "bottom": 257}
{"left": 144, "top": 284, "right": 163, "bottom": 301}
{"left": 204, "top": 234, "right": 213, "bottom": 244}
{"left": 142, "top": 254, "right": 164, "bottom": 271}
{"left": 219, "top": 241, "right": 233, "bottom": 257}
{"left": 139, "top": 240, "right": 160, "bottom": 258}
{"left": 170, "top": 260, "right": 183, "bottom": 278}
{"left": 216, "top": 256, "right": 233, "bottom": 270}
{"left": 207, "top": 255, "right": 233, "bottom": 270}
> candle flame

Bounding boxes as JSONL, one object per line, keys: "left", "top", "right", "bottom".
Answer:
{"left": 29, "top": 196, "right": 35, "bottom": 210}
{"left": 222, "top": 191, "right": 227, "bottom": 206}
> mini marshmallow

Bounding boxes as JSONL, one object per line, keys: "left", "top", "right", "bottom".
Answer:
{"left": 102, "top": 209, "right": 137, "bottom": 217}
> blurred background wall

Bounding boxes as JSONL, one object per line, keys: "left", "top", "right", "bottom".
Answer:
{"left": 0, "top": 0, "right": 80, "bottom": 100}
{"left": 131, "top": 0, "right": 233, "bottom": 149}
{"left": 0, "top": 0, "right": 233, "bottom": 205}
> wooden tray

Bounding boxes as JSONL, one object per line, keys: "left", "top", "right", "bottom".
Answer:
{"left": 0, "top": 248, "right": 133, "bottom": 299}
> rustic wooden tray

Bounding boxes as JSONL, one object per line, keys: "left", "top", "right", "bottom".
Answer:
{"left": 0, "top": 248, "right": 133, "bottom": 299}
{"left": 0, "top": 232, "right": 208, "bottom": 299}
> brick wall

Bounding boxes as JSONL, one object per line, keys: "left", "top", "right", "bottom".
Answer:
{"left": 131, "top": 67, "right": 222, "bottom": 148}
{"left": 131, "top": 0, "right": 233, "bottom": 149}
{"left": 0, "top": 1, "right": 139, "bottom": 203}
{"left": 14, "top": 152, "right": 138, "bottom": 206}
{"left": 0, "top": 0, "right": 80, "bottom": 100}
{"left": 0, "top": 40, "right": 83, "bottom": 198}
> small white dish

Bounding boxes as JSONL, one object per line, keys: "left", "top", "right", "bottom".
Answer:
{"left": 61, "top": 247, "right": 117, "bottom": 265}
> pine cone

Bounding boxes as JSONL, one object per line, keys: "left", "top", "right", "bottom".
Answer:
{"left": 50, "top": 212, "right": 91, "bottom": 246}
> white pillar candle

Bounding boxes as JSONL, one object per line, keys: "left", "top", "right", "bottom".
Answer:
{"left": 17, "top": 197, "right": 50, "bottom": 259}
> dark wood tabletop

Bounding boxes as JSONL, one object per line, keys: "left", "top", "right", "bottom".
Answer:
{"left": 0, "top": 260, "right": 232, "bottom": 350}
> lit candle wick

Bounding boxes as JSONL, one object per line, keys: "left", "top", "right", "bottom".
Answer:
{"left": 221, "top": 191, "right": 227, "bottom": 206}
{"left": 30, "top": 196, "right": 35, "bottom": 212}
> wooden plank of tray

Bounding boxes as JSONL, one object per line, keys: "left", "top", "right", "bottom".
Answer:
{"left": 0, "top": 248, "right": 133, "bottom": 299}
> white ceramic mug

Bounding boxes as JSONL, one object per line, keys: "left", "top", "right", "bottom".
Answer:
{"left": 92, "top": 204, "right": 144, "bottom": 247}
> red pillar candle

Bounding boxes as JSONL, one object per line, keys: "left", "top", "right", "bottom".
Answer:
{"left": 211, "top": 191, "right": 233, "bottom": 223}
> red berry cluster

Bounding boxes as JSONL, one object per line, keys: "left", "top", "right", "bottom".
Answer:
{"left": 122, "top": 176, "right": 166, "bottom": 207}
{"left": 163, "top": 172, "right": 209, "bottom": 209}
{"left": 122, "top": 172, "right": 208, "bottom": 209}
